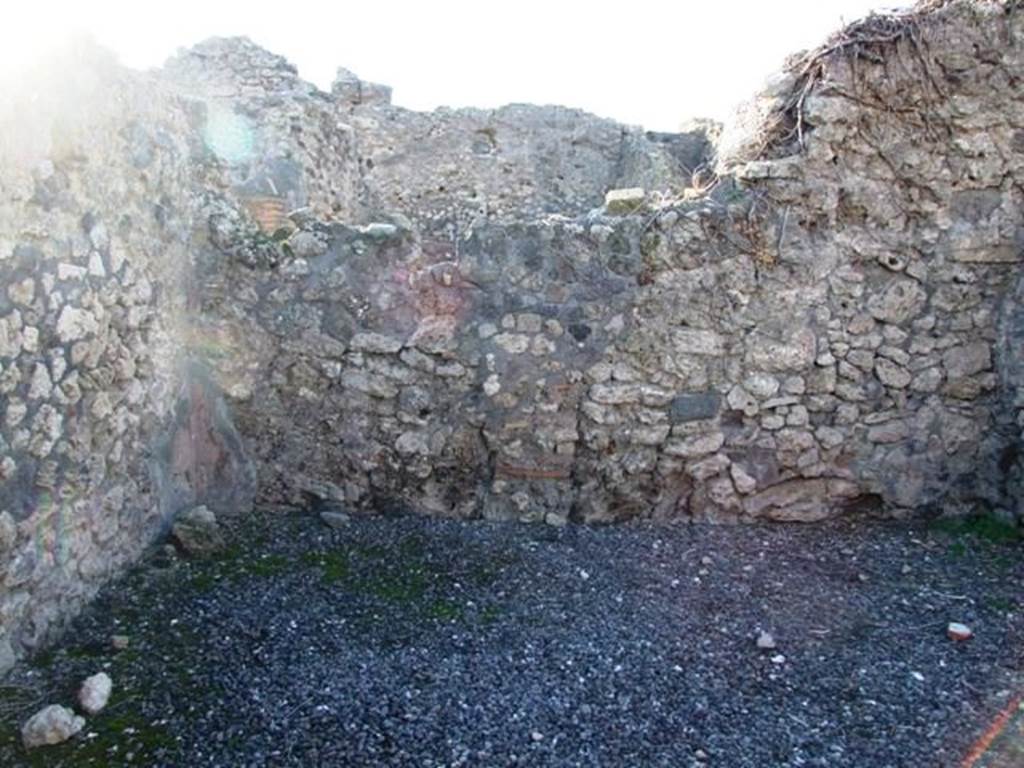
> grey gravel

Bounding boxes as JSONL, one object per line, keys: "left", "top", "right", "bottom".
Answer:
{"left": 0, "top": 511, "right": 1021, "bottom": 767}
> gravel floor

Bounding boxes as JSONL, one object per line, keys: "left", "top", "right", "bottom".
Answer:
{"left": 1, "top": 510, "right": 1022, "bottom": 767}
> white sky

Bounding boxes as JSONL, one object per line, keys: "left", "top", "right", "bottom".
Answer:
{"left": 5, "top": 0, "right": 910, "bottom": 130}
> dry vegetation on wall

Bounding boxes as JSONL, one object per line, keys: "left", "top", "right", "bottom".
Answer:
{"left": 756, "top": 0, "right": 1021, "bottom": 160}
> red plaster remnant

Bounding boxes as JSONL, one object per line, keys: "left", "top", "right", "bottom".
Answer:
{"left": 495, "top": 462, "right": 572, "bottom": 480}
{"left": 243, "top": 196, "right": 288, "bottom": 233}
{"left": 170, "top": 381, "right": 230, "bottom": 497}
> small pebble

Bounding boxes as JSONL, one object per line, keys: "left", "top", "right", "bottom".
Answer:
{"left": 947, "top": 622, "right": 973, "bottom": 642}
{"left": 756, "top": 630, "right": 777, "bottom": 650}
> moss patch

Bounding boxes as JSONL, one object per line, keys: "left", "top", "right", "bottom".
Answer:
{"left": 930, "top": 514, "right": 1022, "bottom": 545}
{"left": 301, "top": 550, "right": 350, "bottom": 583}
{"left": 1, "top": 709, "right": 176, "bottom": 767}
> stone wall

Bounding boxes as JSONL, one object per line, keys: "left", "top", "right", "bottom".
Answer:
{"left": 343, "top": 98, "right": 713, "bottom": 235}
{"left": 193, "top": 0, "right": 1024, "bottom": 527}
{"left": 0, "top": 42, "right": 252, "bottom": 668}
{"left": 1, "top": 0, "right": 1022, "bottom": 668}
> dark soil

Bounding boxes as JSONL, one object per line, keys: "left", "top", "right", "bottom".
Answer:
{"left": 1, "top": 511, "right": 1022, "bottom": 767}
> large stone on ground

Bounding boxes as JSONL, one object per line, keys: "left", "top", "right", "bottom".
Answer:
{"left": 78, "top": 672, "right": 113, "bottom": 715}
{"left": 171, "top": 505, "right": 226, "bottom": 557}
{"left": 21, "top": 705, "right": 85, "bottom": 749}
{"left": 319, "top": 509, "right": 350, "bottom": 529}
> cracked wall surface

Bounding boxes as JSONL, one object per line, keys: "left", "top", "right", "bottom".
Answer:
{"left": 1, "top": 0, "right": 1023, "bottom": 666}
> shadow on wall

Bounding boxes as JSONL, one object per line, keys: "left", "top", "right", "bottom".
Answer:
{"left": 151, "top": 360, "right": 256, "bottom": 527}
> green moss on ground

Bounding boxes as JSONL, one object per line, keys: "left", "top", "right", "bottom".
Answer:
{"left": 1, "top": 708, "right": 176, "bottom": 767}
{"left": 930, "top": 514, "right": 1022, "bottom": 545}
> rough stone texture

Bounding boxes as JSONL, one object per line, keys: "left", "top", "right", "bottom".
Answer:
{"left": 0, "top": 42, "right": 253, "bottom": 667}
{"left": 2, "top": 0, "right": 1024, "bottom": 667}
{"left": 77, "top": 671, "right": 112, "bottom": 715}
{"left": 196, "top": 0, "right": 1023, "bottom": 530}
{"left": 20, "top": 704, "right": 84, "bottom": 749}
{"left": 170, "top": 505, "right": 227, "bottom": 557}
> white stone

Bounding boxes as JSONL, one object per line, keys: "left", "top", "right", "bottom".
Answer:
{"left": 395, "top": 431, "right": 430, "bottom": 456}
{"left": 590, "top": 383, "right": 641, "bottom": 405}
{"left": 673, "top": 329, "right": 725, "bottom": 356}
{"left": 362, "top": 222, "right": 398, "bottom": 238}
{"left": 910, "top": 367, "right": 943, "bottom": 393}
{"left": 947, "top": 622, "right": 973, "bottom": 641}
{"left": 435, "top": 361, "right": 467, "bottom": 377}
{"left": 5, "top": 398, "right": 27, "bottom": 427}
{"left": 756, "top": 631, "right": 777, "bottom": 650}
{"left": 943, "top": 343, "right": 991, "bottom": 381}
{"left": 727, "top": 384, "right": 759, "bottom": 416}
{"left": 631, "top": 425, "right": 670, "bottom": 446}
{"left": 21, "top": 705, "right": 85, "bottom": 749}
{"left": 88, "top": 252, "right": 107, "bottom": 277}
{"left": 868, "top": 279, "right": 927, "bottom": 324}
{"left": 78, "top": 672, "right": 113, "bottom": 715}
{"left": 687, "top": 453, "right": 731, "bottom": 481}
{"left": 56, "top": 306, "right": 98, "bottom": 342}
{"left": 815, "top": 426, "right": 845, "bottom": 450}
{"left": 21, "top": 326, "right": 39, "bottom": 354}
{"left": 57, "top": 263, "right": 88, "bottom": 280}
{"left": 743, "top": 373, "right": 780, "bottom": 398}
{"left": 730, "top": 464, "right": 758, "bottom": 494}
{"left": 350, "top": 332, "right": 403, "bottom": 354}
{"left": 665, "top": 431, "right": 725, "bottom": 458}
{"left": 90, "top": 392, "right": 113, "bottom": 419}
{"left": 515, "top": 313, "right": 543, "bottom": 333}
{"left": 0, "top": 313, "right": 22, "bottom": 357}
{"left": 875, "top": 358, "right": 912, "bottom": 389}
{"left": 7, "top": 277, "right": 35, "bottom": 306}
{"left": 27, "top": 363, "right": 52, "bottom": 400}
{"left": 483, "top": 374, "right": 501, "bottom": 396}
{"left": 493, "top": 333, "right": 530, "bottom": 355}
{"left": 786, "top": 405, "right": 810, "bottom": 427}
{"left": 530, "top": 336, "right": 557, "bottom": 356}
{"left": 867, "top": 421, "right": 908, "bottom": 444}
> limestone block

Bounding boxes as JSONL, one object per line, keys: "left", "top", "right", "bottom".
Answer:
{"left": 604, "top": 188, "right": 646, "bottom": 215}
